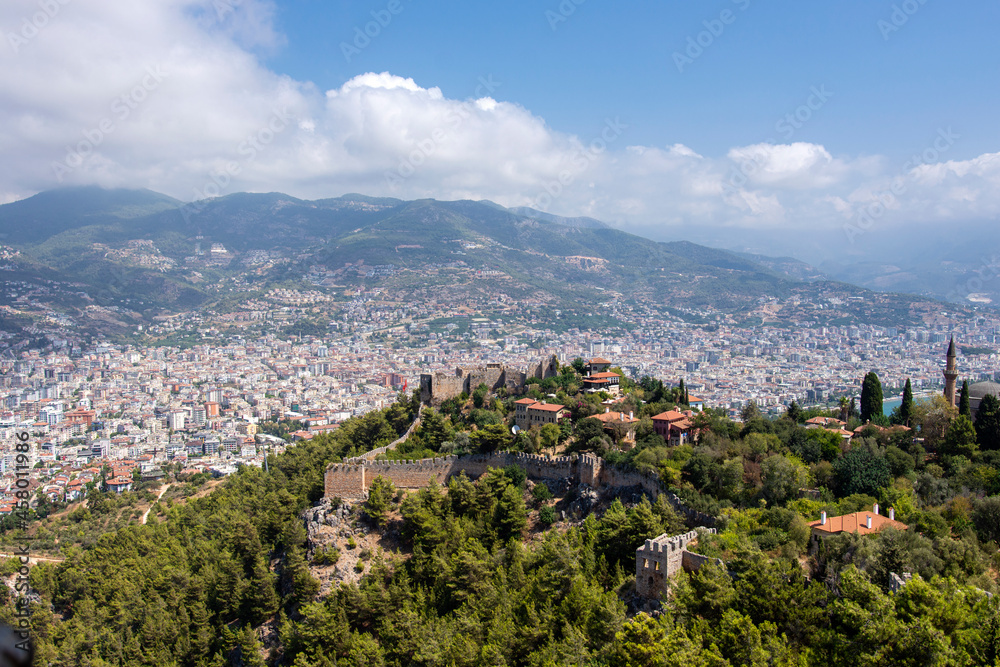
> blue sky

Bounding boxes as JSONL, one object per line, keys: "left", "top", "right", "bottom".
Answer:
{"left": 1, "top": 0, "right": 999, "bottom": 262}
{"left": 267, "top": 0, "right": 1000, "bottom": 163}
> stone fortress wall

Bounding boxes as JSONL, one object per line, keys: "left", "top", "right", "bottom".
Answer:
{"left": 324, "top": 448, "right": 718, "bottom": 599}
{"left": 324, "top": 452, "right": 717, "bottom": 529}
{"left": 420, "top": 355, "right": 560, "bottom": 404}
{"left": 324, "top": 452, "right": 584, "bottom": 499}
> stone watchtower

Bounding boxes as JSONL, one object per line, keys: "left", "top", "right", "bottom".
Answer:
{"left": 635, "top": 528, "right": 718, "bottom": 598}
{"left": 944, "top": 336, "right": 959, "bottom": 407}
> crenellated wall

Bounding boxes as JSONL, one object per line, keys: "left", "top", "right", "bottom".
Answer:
{"left": 419, "top": 355, "right": 559, "bottom": 404}
{"left": 323, "top": 463, "right": 366, "bottom": 499}
{"left": 325, "top": 452, "right": 582, "bottom": 497}
{"left": 635, "top": 528, "right": 719, "bottom": 598}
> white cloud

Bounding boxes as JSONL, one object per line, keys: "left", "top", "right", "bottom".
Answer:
{"left": 1, "top": 0, "right": 999, "bottom": 248}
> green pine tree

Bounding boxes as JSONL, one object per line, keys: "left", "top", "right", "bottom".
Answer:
{"left": 959, "top": 380, "right": 970, "bottom": 417}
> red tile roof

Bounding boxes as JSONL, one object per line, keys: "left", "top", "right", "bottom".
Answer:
{"left": 808, "top": 511, "right": 907, "bottom": 536}
{"left": 529, "top": 403, "right": 566, "bottom": 412}
{"left": 651, "top": 410, "right": 687, "bottom": 423}
{"left": 593, "top": 411, "right": 637, "bottom": 424}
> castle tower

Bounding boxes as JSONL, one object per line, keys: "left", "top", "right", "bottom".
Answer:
{"left": 943, "top": 336, "right": 959, "bottom": 406}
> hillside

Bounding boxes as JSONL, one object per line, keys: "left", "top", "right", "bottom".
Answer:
{"left": 0, "top": 187, "right": 953, "bottom": 341}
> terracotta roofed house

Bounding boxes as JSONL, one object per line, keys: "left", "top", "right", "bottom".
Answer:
{"left": 593, "top": 409, "right": 639, "bottom": 443}
{"left": 651, "top": 410, "right": 695, "bottom": 445}
{"left": 582, "top": 371, "right": 622, "bottom": 397}
{"left": 585, "top": 358, "right": 612, "bottom": 374}
{"left": 807, "top": 503, "right": 907, "bottom": 549}
{"left": 514, "top": 400, "right": 569, "bottom": 430}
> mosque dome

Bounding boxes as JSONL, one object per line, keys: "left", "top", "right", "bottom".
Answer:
{"left": 969, "top": 381, "right": 1000, "bottom": 400}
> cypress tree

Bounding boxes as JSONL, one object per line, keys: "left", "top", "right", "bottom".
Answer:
{"left": 959, "top": 380, "right": 970, "bottom": 417}
{"left": 900, "top": 378, "right": 914, "bottom": 426}
{"left": 975, "top": 393, "right": 1000, "bottom": 451}
{"left": 859, "top": 371, "right": 883, "bottom": 424}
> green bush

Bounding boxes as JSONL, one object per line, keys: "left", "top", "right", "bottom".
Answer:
{"left": 531, "top": 483, "right": 553, "bottom": 502}
{"left": 313, "top": 545, "right": 340, "bottom": 565}
{"left": 539, "top": 505, "right": 556, "bottom": 525}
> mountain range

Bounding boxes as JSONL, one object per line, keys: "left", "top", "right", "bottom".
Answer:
{"left": 0, "top": 187, "right": 964, "bottom": 340}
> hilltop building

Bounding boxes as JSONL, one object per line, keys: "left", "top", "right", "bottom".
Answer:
{"left": 513, "top": 399, "right": 569, "bottom": 430}
{"left": 582, "top": 371, "right": 622, "bottom": 396}
{"left": 420, "top": 355, "right": 559, "bottom": 404}
{"left": 942, "top": 338, "right": 1000, "bottom": 418}
{"left": 969, "top": 380, "right": 1000, "bottom": 420}
{"left": 807, "top": 503, "right": 907, "bottom": 549}
{"left": 651, "top": 409, "right": 695, "bottom": 446}
{"left": 585, "top": 357, "right": 613, "bottom": 374}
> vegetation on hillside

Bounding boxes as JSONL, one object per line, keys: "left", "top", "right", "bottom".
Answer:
{"left": 8, "top": 370, "right": 1000, "bottom": 665}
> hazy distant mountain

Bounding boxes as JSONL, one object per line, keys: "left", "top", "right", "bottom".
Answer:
{"left": 734, "top": 252, "right": 827, "bottom": 282}
{"left": 683, "top": 217, "right": 1000, "bottom": 308}
{"left": 505, "top": 206, "right": 609, "bottom": 229}
{"left": 0, "top": 187, "right": 951, "bottom": 334}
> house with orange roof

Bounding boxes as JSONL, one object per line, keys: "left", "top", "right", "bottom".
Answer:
{"left": 593, "top": 408, "right": 639, "bottom": 442}
{"left": 65, "top": 478, "right": 86, "bottom": 502}
{"left": 585, "top": 358, "right": 613, "bottom": 374}
{"left": 807, "top": 503, "right": 907, "bottom": 550}
{"left": 513, "top": 397, "right": 539, "bottom": 429}
{"left": 105, "top": 475, "right": 133, "bottom": 494}
{"left": 514, "top": 399, "right": 569, "bottom": 430}
{"left": 805, "top": 416, "right": 846, "bottom": 429}
{"left": 582, "top": 371, "right": 622, "bottom": 397}
{"left": 651, "top": 410, "right": 695, "bottom": 445}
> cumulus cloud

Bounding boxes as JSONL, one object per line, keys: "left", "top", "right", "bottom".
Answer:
{"left": 1, "top": 0, "right": 998, "bottom": 243}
